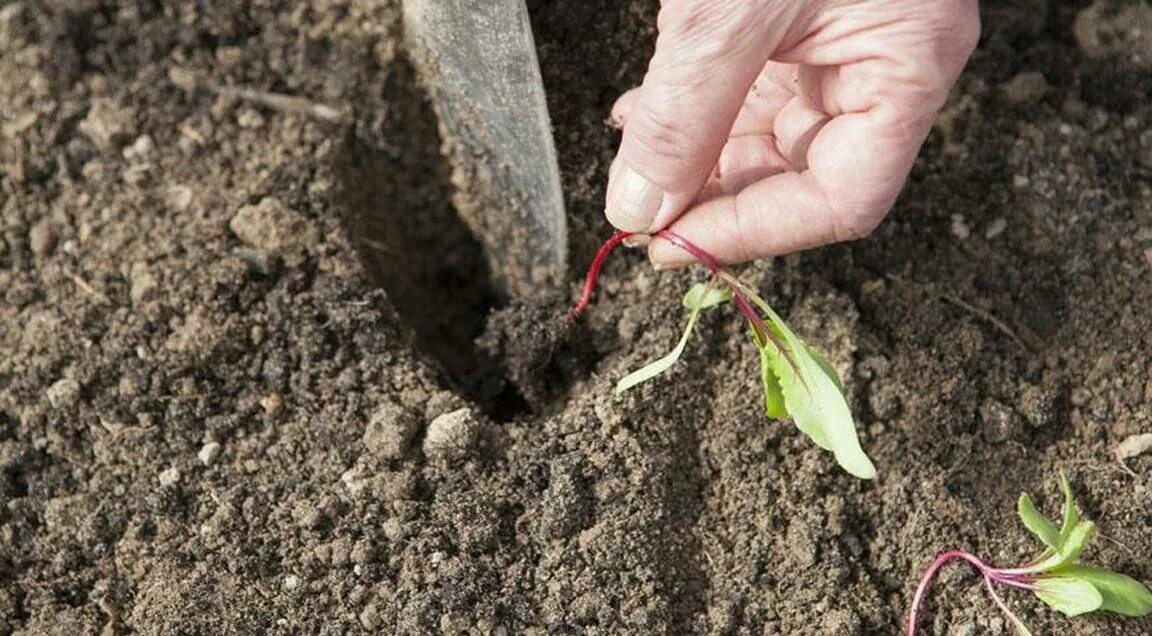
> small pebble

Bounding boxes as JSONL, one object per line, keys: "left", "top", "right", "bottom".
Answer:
{"left": 167, "top": 66, "right": 199, "bottom": 92}
{"left": 158, "top": 467, "right": 180, "bottom": 487}
{"left": 260, "top": 393, "right": 283, "bottom": 415}
{"left": 29, "top": 220, "right": 56, "bottom": 256}
{"left": 950, "top": 214, "right": 971, "bottom": 240}
{"left": 283, "top": 574, "right": 300, "bottom": 591}
{"left": 340, "top": 467, "right": 366, "bottom": 496}
{"left": 215, "top": 46, "right": 244, "bottom": 68}
{"left": 46, "top": 378, "right": 81, "bottom": 408}
{"left": 1116, "top": 433, "right": 1152, "bottom": 460}
{"left": 198, "top": 441, "right": 222, "bottom": 466}
{"left": 1000, "top": 71, "right": 1049, "bottom": 104}
{"left": 423, "top": 408, "right": 481, "bottom": 460}
{"left": 238, "top": 109, "right": 265, "bottom": 129}
{"left": 162, "top": 185, "right": 193, "bottom": 212}
{"left": 1138, "top": 130, "right": 1152, "bottom": 169}
{"left": 123, "top": 163, "right": 151, "bottom": 186}
{"left": 129, "top": 261, "right": 158, "bottom": 305}
{"left": 984, "top": 218, "right": 1007, "bottom": 239}
{"left": 359, "top": 604, "right": 381, "bottom": 629}
{"left": 122, "top": 134, "right": 154, "bottom": 161}
{"left": 949, "top": 620, "right": 977, "bottom": 636}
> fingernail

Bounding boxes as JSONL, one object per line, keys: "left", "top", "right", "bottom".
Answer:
{"left": 651, "top": 259, "right": 689, "bottom": 272}
{"left": 622, "top": 233, "right": 651, "bottom": 248}
{"left": 605, "top": 164, "right": 663, "bottom": 233}
{"left": 648, "top": 240, "right": 691, "bottom": 271}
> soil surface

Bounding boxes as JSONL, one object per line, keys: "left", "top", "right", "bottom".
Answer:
{"left": 2, "top": 1, "right": 1151, "bottom": 634}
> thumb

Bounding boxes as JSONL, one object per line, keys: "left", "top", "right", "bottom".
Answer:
{"left": 605, "top": 1, "right": 807, "bottom": 233}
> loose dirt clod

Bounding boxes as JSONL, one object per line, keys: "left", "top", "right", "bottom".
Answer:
{"left": 423, "top": 407, "right": 481, "bottom": 461}
{"left": 362, "top": 403, "right": 420, "bottom": 460}
{"left": 77, "top": 98, "right": 135, "bottom": 151}
{"left": 228, "top": 197, "right": 319, "bottom": 257}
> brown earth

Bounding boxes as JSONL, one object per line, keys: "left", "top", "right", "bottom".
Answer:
{"left": 1, "top": 1, "right": 1150, "bottom": 634}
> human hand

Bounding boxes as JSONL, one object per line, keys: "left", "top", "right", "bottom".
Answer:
{"left": 605, "top": 0, "right": 980, "bottom": 267}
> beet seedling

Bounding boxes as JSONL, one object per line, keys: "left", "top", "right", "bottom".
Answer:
{"left": 906, "top": 472, "right": 1152, "bottom": 635}
{"left": 568, "top": 230, "right": 876, "bottom": 479}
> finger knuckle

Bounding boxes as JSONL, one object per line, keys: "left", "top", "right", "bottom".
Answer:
{"left": 659, "top": 1, "right": 759, "bottom": 63}
{"left": 627, "top": 100, "right": 694, "bottom": 167}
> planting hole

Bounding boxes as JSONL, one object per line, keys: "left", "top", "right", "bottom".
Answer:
{"left": 335, "top": 54, "right": 527, "bottom": 421}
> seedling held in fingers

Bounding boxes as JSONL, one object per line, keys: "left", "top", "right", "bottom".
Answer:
{"left": 906, "top": 472, "right": 1152, "bottom": 635}
{"left": 568, "top": 230, "right": 876, "bottom": 479}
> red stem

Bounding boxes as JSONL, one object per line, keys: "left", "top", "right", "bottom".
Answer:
{"left": 566, "top": 229, "right": 776, "bottom": 346}
{"left": 654, "top": 230, "right": 773, "bottom": 339}
{"left": 653, "top": 229, "right": 724, "bottom": 273}
{"left": 566, "top": 231, "right": 633, "bottom": 322}
{"left": 907, "top": 550, "right": 991, "bottom": 636}
{"left": 906, "top": 550, "right": 1035, "bottom": 636}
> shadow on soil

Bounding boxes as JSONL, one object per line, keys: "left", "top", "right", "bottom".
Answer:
{"left": 332, "top": 53, "right": 527, "bottom": 421}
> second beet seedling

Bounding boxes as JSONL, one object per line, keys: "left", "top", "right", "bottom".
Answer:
{"left": 906, "top": 472, "right": 1152, "bottom": 635}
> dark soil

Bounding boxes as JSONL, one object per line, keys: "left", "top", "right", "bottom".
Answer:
{"left": 478, "top": 298, "right": 597, "bottom": 411}
{"left": 1, "top": 1, "right": 1150, "bottom": 634}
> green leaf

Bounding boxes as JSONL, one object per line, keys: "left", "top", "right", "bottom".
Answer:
{"left": 1057, "top": 471, "right": 1079, "bottom": 545}
{"left": 1018, "top": 492, "right": 1061, "bottom": 549}
{"left": 804, "top": 343, "right": 845, "bottom": 393}
{"left": 614, "top": 298, "right": 706, "bottom": 395}
{"left": 682, "top": 282, "right": 732, "bottom": 311}
{"left": 755, "top": 334, "right": 787, "bottom": 420}
{"left": 1021, "top": 519, "right": 1098, "bottom": 575}
{"left": 1049, "top": 565, "right": 1152, "bottom": 617}
{"left": 1018, "top": 473, "right": 1086, "bottom": 572}
{"left": 741, "top": 286, "right": 876, "bottom": 479}
{"left": 1034, "top": 577, "right": 1104, "bottom": 617}
{"left": 1059, "top": 520, "right": 1095, "bottom": 565}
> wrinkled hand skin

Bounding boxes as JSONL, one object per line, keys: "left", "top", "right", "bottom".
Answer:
{"left": 605, "top": 0, "right": 980, "bottom": 268}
